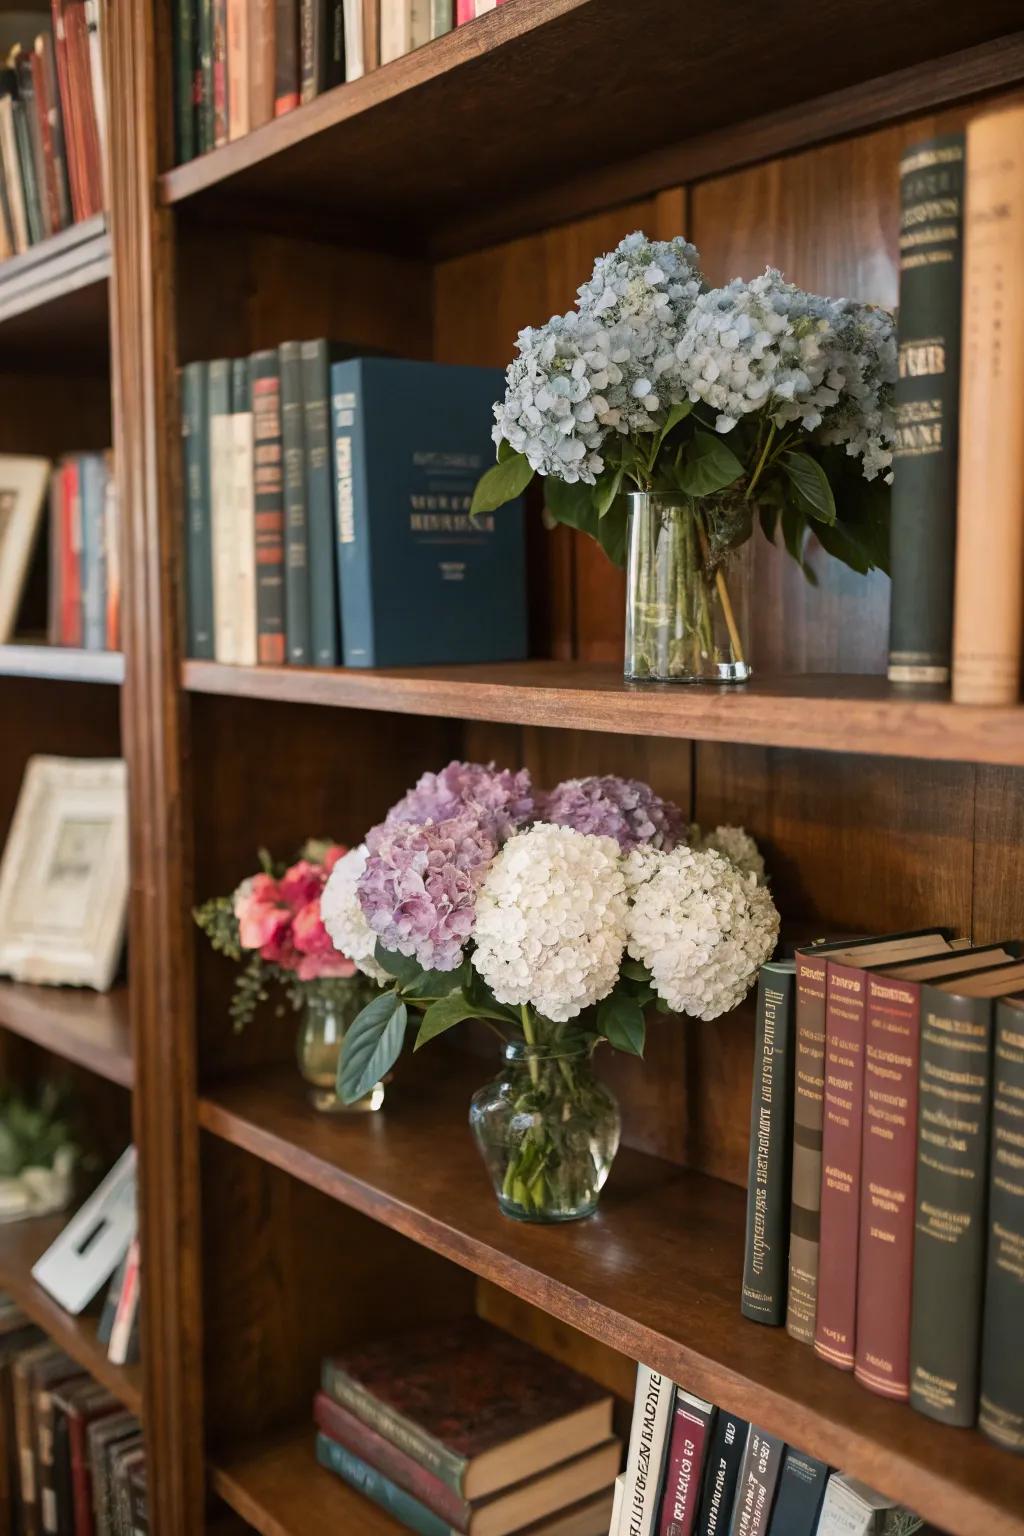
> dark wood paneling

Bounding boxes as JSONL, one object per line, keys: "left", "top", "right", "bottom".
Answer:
{"left": 0, "top": 677, "right": 120, "bottom": 842}
{"left": 972, "top": 767, "right": 1024, "bottom": 944}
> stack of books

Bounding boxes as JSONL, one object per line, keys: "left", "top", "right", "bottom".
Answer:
{"left": 47, "top": 450, "right": 120, "bottom": 651}
{"left": 615, "top": 1367, "right": 924, "bottom": 1536}
{"left": 0, "top": 2, "right": 107, "bottom": 258}
{"left": 181, "top": 350, "right": 526, "bottom": 671}
{"left": 314, "top": 1317, "right": 621, "bottom": 1535}
{"left": 0, "top": 1293, "right": 146, "bottom": 1532}
{"left": 740, "top": 930, "right": 1024, "bottom": 1452}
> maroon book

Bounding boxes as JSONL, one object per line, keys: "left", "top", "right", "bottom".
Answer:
{"left": 314, "top": 1392, "right": 469, "bottom": 1531}
{"left": 657, "top": 1390, "right": 714, "bottom": 1536}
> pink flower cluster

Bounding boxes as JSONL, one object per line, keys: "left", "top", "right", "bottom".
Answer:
{"left": 233, "top": 846, "right": 357, "bottom": 982}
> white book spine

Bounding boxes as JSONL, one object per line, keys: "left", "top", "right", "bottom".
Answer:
{"left": 210, "top": 414, "right": 239, "bottom": 663}
{"left": 608, "top": 1474, "right": 625, "bottom": 1536}
{"left": 342, "top": 0, "right": 365, "bottom": 77}
{"left": 232, "top": 411, "right": 258, "bottom": 666}
{"left": 616, "top": 1364, "right": 674, "bottom": 1536}
{"left": 379, "top": 0, "right": 408, "bottom": 63}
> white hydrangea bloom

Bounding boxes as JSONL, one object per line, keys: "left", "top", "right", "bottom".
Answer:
{"left": 691, "top": 823, "right": 767, "bottom": 886}
{"left": 320, "top": 845, "right": 390, "bottom": 984}
{"left": 815, "top": 298, "right": 896, "bottom": 482}
{"left": 472, "top": 825, "right": 628, "bottom": 1022}
{"left": 621, "top": 843, "right": 667, "bottom": 896}
{"left": 493, "top": 310, "right": 608, "bottom": 485}
{"left": 627, "top": 845, "right": 780, "bottom": 1020}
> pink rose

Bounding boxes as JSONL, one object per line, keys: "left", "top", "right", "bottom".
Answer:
{"left": 292, "top": 896, "right": 357, "bottom": 981}
{"left": 295, "top": 951, "right": 358, "bottom": 981}
{"left": 278, "top": 860, "right": 326, "bottom": 911}
{"left": 234, "top": 873, "right": 290, "bottom": 952}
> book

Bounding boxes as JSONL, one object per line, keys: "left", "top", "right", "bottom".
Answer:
{"left": 101, "top": 1431, "right": 142, "bottom": 1536}
{"left": 329, "top": 357, "right": 527, "bottom": 668}
{"left": 173, "top": 0, "right": 195, "bottom": 162}
{"left": 181, "top": 361, "right": 215, "bottom": 659}
{"left": 110, "top": 1442, "right": 144, "bottom": 1536}
{"left": 49, "top": 1379, "right": 118, "bottom": 1536}
{"left": 617, "top": 1364, "right": 673, "bottom": 1536}
{"left": 10, "top": 57, "right": 45, "bottom": 246}
{"left": 300, "top": 338, "right": 339, "bottom": 666}
{"left": 103, "top": 452, "right": 119, "bottom": 650}
{"left": 0, "top": 82, "right": 28, "bottom": 253}
{"left": 196, "top": 0, "right": 214, "bottom": 152}
{"left": 85, "top": 1412, "right": 138, "bottom": 1535}
{"left": 814, "top": 1474, "right": 913, "bottom": 1536}
{"left": 250, "top": 347, "right": 287, "bottom": 663}
{"left": 62, "top": 457, "right": 83, "bottom": 648}
{"left": 35, "top": 1359, "right": 87, "bottom": 1535}
{"left": 656, "top": 1389, "right": 714, "bottom": 1536}
{"left": 59, "top": 0, "right": 103, "bottom": 219}
{"left": 127, "top": 1458, "right": 148, "bottom": 1536}
{"left": 80, "top": 454, "right": 107, "bottom": 653}
{"left": 764, "top": 1449, "right": 827, "bottom": 1536}
{"left": 786, "top": 931, "right": 955, "bottom": 1345}
{"left": 36, "top": 33, "right": 72, "bottom": 230}
{"left": 0, "top": 453, "right": 49, "bottom": 645}
{"left": 725, "top": 1427, "right": 782, "bottom": 1536}
{"left": 208, "top": 358, "right": 238, "bottom": 664}
{"left": 979, "top": 995, "right": 1024, "bottom": 1451}
{"left": 380, "top": 0, "right": 430, "bottom": 63}
{"left": 107, "top": 1236, "right": 140, "bottom": 1366}
{"left": 321, "top": 1319, "right": 612, "bottom": 1502}
{"left": 952, "top": 105, "right": 1024, "bottom": 704}
{"left": 908, "top": 964, "right": 1024, "bottom": 1424}
{"left": 226, "top": 0, "right": 250, "bottom": 138}
{"left": 249, "top": 0, "right": 276, "bottom": 127}
{"left": 694, "top": 1411, "right": 746, "bottom": 1536}
{"left": 279, "top": 339, "right": 310, "bottom": 664}
{"left": 300, "top": 0, "right": 343, "bottom": 98}
{"left": 341, "top": 0, "right": 363, "bottom": 79}
{"left": 0, "top": 1324, "right": 43, "bottom": 1531}
{"left": 741, "top": 960, "right": 796, "bottom": 1325}
{"left": 211, "top": 0, "right": 228, "bottom": 145}
{"left": 315, "top": 1390, "right": 468, "bottom": 1528}
{"left": 274, "top": 0, "right": 299, "bottom": 113}
{"left": 82, "top": 0, "right": 106, "bottom": 206}
{"left": 17, "top": 50, "right": 50, "bottom": 240}
{"left": 887, "top": 139, "right": 965, "bottom": 685}
{"left": 430, "top": 0, "right": 452, "bottom": 37}
{"left": 231, "top": 355, "right": 258, "bottom": 667}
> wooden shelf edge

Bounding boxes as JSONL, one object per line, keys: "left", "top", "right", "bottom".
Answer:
{"left": 0, "top": 982, "right": 133, "bottom": 1088}
{"left": 0, "top": 646, "right": 124, "bottom": 684}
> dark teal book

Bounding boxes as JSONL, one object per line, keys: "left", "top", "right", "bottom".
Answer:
{"left": 11, "top": 94, "right": 43, "bottom": 245}
{"left": 316, "top": 1431, "right": 452, "bottom": 1536}
{"left": 181, "top": 361, "right": 214, "bottom": 658}
{"left": 197, "top": 0, "right": 214, "bottom": 153}
{"left": 80, "top": 455, "right": 107, "bottom": 652}
{"left": 279, "top": 340, "right": 310, "bottom": 665}
{"left": 300, "top": 339, "right": 340, "bottom": 666}
{"left": 329, "top": 357, "right": 527, "bottom": 668}
{"left": 174, "top": 0, "right": 195, "bottom": 163}
{"left": 765, "top": 1449, "right": 828, "bottom": 1536}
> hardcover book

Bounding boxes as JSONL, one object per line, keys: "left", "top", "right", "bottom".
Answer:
{"left": 979, "top": 995, "right": 1024, "bottom": 1451}
{"left": 250, "top": 348, "right": 287, "bottom": 664}
{"left": 814, "top": 1474, "right": 912, "bottom": 1536}
{"left": 694, "top": 1410, "right": 747, "bottom": 1536}
{"left": 742, "top": 961, "right": 795, "bottom": 1326}
{"left": 329, "top": 357, "right": 527, "bottom": 669}
{"left": 279, "top": 339, "right": 310, "bottom": 665}
{"left": 656, "top": 1389, "right": 714, "bottom": 1536}
{"left": 764, "top": 1448, "right": 827, "bottom": 1536}
{"left": 300, "top": 338, "right": 341, "bottom": 666}
{"left": 321, "top": 1318, "right": 612, "bottom": 1501}
{"left": 208, "top": 358, "right": 238, "bottom": 664}
{"left": 231, "top": 355, "right": 257, "bottom": 667}
{"left": 617, "top": 1364, "right": 673, "bottom": 1536}
{"left": 180, "top": 362, "right": 214, "bottom": 659}
{"left": 726, "top": 1427, "right": 782, "bottom": 1536}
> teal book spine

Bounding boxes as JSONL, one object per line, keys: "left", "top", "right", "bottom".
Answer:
{"left": 181, "top": 361, "right": 214, "bottom": 658}
{"left": 279, "top": 341, "right": 310, "bottom": 665}
{"left": 174, "top": 0, "right": 195, "bottom": 163}
{"left": 330, "top": 361, "right": 370, "bottom": 665}
{"left": 301, "top": 339, "right": 339, "bottom": 666}
{"left": 12, "top": 99, "right": 43, "bottom": 245}
{"left": 197, "top": 0, "right": 214, "bottom": 152}
{"left": 315, "top": 1433, "right": 454, "bottom": 1536}
{"left": 80, "top": 455, "right": 107, "bottom": 652}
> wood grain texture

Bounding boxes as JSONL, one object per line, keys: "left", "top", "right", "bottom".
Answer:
{"left": 0, "top": 981, "right": 132, "bottom": 1086}
{"left": 0, "top": 676, "right": 121, "bottom": 843}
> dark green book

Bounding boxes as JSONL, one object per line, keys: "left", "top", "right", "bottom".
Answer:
{"left": 316, "top": 1432, "right": 451, "bottom": 1536}
{"left": 10, "top": 92, "right": 43, "bottom": 245}
{"left": 888, "top": 133, "right": 965, "bottom": 685}
{"left": 197, "top": 0, "right": 213, "bottom": 152}
{"left": 17, "top": 54, "right": 49, "bottom": 239}
{"left": 174, "top": 0, "right": 196, "bottom": 163}
{"left": 181, "top": 362, "right": 214, "bottom": 659}
{"left": 742, "top": 960, "right": 796, "bottom": 1325}
{"left": 279, "top": 340, "right": 310, "bottom": 665}
{"left": 765, "top": 1449, "right": 828, "bottom": 1536}
{"left": 300, "top": 338, "right": 339, "bottom": 666}
{"left": 979, "top": 996, "right": 1024, "bottom": 1452}
{"left": 250, "top": 349, "right": 287, "bottom": 665}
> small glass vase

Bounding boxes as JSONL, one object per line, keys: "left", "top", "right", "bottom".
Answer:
{"left": 296, "top": 978, "right": 385, "bottom": 1114}
{"left": 625, "top": 491, "right": 751, "bottom": 683}
{"left": 469, "top": 1040, "right": 621, "bottom": 1223}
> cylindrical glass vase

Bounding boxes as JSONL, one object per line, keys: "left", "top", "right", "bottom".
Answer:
{"left": 296, "top": 978, "right": 385, "bottom": 1114}
{"left": 625, "top": 491, "right": 751, "bottom": 683}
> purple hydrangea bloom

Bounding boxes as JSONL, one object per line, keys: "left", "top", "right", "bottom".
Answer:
{"left": 539, "top": 775, "right": 685, "bottom": 853}
{"left": 381, "top": 760, "right": 535, "bottom": 846}
{"left": 357, "top": 814, "right": 495, "bottom": 972}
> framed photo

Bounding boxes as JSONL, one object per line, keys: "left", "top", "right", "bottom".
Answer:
{"left": 0, "top": 756, "right": 128, "bottom": 990}
{"left": 0, "top": 455, "right": 49, "bottom": 644}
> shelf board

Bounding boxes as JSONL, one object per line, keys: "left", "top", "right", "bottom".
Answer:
{"left": 158, "top": 0, "right": 1023, "bottom": 256}
{"left": 0, "top": 645, "right": 124, "bottom": 684}
{"left": 0, "top": 215, "right": 110, "bottom": 357}
{"left": 0, "top": 982, "right": 133, "bottom": 1088}
{"left": 0, "top": 1212, "right": 142, "bottom": 1416}
{"left": 198, "top": 1067, "right": 1024, "bottom": 1536}
{"left": 212, "top": 1422, "right": 405, "bottom": 1536}
{"left": 183, "top": 659, "right": 1024, "bottom": 767}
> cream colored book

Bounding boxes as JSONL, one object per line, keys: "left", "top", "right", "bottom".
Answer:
{"left": 380, "top": 0, "right": 430, "bottom": 62}
{"left": 342, "top": 0, "right": 364, "bottom": 79}
{"left": 0, "top": 97, "right": 28, "bottom": 254}
{"left": 952, "top": 105, "right": 1024, "bottom": 705}
{"left": 231, "top": 408, "right": 257, "bottom": 665}
{"left": 227, "top": 0, "right": 250, "bottom": 140}
{"left": 210, "top": 410, "right": 239, "bottom": 664}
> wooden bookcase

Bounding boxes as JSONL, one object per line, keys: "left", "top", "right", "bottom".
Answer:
{"left": 3, "top": 1, "right": 1024, "bottom": 1532}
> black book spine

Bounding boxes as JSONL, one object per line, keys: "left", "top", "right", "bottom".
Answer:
{"left": 742, "top": 962, "right": 796, "bottom": 1325}
{"left": 909, "top": 986, "right": 994, "bottom": 1426}
{"left": 726, "top": 1428, "right": 783, "bottom": 1536}
{"left": 279, "top": 341, "right": 310, "bottom": 665}
{"left": 695, "top": 1412, "right": 748, "bottom": 1536}
{"left": 250, "top": 349, "right": 287, "bottom": 665}
{"left": 764, "top": 1449, "right": 828, "bottom": 1536}
{"left": 326, "top": 0, "right": 345, "bottom": 86}
{"left": 888, "top": 132, "right": 965, "bottom": 685}
{"left": 174, "top": 0, "right": 196, "bottom": 163}
{"left": 300, "top": 339, "right": 339, "bottom": 666}
{"left": 979, "top": 999, "right": 1024, "bottom": 1452}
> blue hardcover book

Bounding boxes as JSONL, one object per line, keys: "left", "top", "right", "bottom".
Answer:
{"left": 329, "top": 358, "right": 527, "bottom": 668}
{"left": 765, "top": 1448, "right": 828, "bottom": 1536}
{"left": 80, "top": 454, "right": 107, "bottom": 652}
{"left": 316, "top": 1431, "right": 453, "bottom": 1536}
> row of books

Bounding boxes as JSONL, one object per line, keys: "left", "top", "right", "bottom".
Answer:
{"left": 0, "top": 3, "right": 106, "bottom": 260}
{"left": 45, "top": 451, "right": 120, "bottom": 652}
{"left": 889, "top": 105, "right": 1024, "bottom": 707}
{"left": 616, "top": 1366, "right": 925, "bottom": 1536}
{"left": 173, "top": 0, "right": 509, "bottom": 164}
{"left": 740, "top": 930, "right": 1024, "bottom": 1452}
{"left": 0, "top": 1295, "right": 146, "bottom": 1534}
{"left": 313, "top": 1315, "right": 620, "bottom": 1534}
{"left": 180, "top": 350, "right": 526, "bottom": 670}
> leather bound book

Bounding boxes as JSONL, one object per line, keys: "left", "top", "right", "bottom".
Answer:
{"left": 657, "top": 1389, "right": 714, "bottom": 1536}
{"left": 764, "top": 1449, "right": 827, "bottom": 1536}
{"left": 248, "top": 0, "right": 276, "bottom": 128}
{"left": 979, "top": 996, "right": 1024, "bottom": 1451}
{"left": 50, "top": 1379, "right": 118, "bottom": 1536}
{"left": 726, "top": 1427, "right": 782, "bottom": 1536}
{"left": 694, "top": 1411, "right": 746, "bottom": 1536}
{"left": 250, "top": 349, "right": 287, "bottom": 664}
{"left": 314, "top": 1390, "right": 469, "bottom": 1529}
{"left": 279, "top": 340, "right": 310, "bottom": 665}
{"left": 226, "top": 0, "right": 250, "bottom": 139}
{"left": 952, "top": 105, "right": 1024, "bottom": 704}
{"left": 742, "top": 961, "right": 796, "bottom": 1326}
{"left": 888, "top": 133, "right": 965, "bottom": 685}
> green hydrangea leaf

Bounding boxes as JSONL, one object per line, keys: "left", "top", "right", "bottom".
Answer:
{"left": 470, "top": 451, "right": 534, "bottom": 515}
{"left": 337, "top": 993, "right": 407, "bottom": 1104}
{"left": 676, "top": 430, "right": 744, "bottom": 497}
{"left": 597, "top": 992, "right": 646, "bottom": 1057}
{"left": 781, "top": 450, "right": 837, "bottom": 525}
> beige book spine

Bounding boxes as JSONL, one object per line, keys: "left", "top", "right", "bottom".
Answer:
{"left": 248, "top": 0, "right": 275, "bottom": 128}
{"left": 210, "top": 414, "right": 239, "bottom": 665}
{"left": 952, "top": 106, "right": 1024, "bottom": 705}
{"left": 227, "top": 0, "right": 251, "bottom": 139}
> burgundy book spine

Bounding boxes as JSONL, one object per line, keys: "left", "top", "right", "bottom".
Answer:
{"left": 854, "top": 973, "right": 921, "bottom": 1399}
{"left": 50, "top": 0, "right": 84, "bottom": 221}
{"left": 814, "top": 960, "right": 868, "bottom": 1370}
{"left": 313, "top": 1392, "right": 469, "bottom": 1531}
{"left": 658, "top": 1394, "right": 713, "bottom": 1536}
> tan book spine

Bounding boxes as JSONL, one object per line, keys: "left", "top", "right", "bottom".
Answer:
{"left": 248, "top": 0, "right": 275, "bottom": 128}
{"left": 227, "top": 0, "right": 250, "bottom": 138}
{"left": 952, "top": 106, "right": 1024, "bottom": 705}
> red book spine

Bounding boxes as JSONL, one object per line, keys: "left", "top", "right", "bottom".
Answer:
{"left": 814, "top": 960, "right": 869, "bottom": 1369}
{"left": 657, "top": 1396, "right": 712, "bottom": 1536}
{"left": 455, "top": 0, "right": 474, "bottom": 20}
{"left": 50, "top": 0, "right": 85, "bottom": 221}
{"left": 313, "top": 1393, "right": 469, "bottom": 1530}
{"left": 63, "top": 0, "right": 102, "bottom": 218}
{"left": 67, "top": 1412, "right": 94, "bottom": 1536}
{"left": 854, "top": 974, "right": 920, "bottom": 1399}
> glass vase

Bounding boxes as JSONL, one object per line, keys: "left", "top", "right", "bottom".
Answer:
{"left": 296, "top": 978, "right": 385, "bottom": 1114}
{"left": 625, "top": 491, "right": 751, "bottom": 683}
{"left": 469, "top": 1040, "right": 621, "bottom": 1223}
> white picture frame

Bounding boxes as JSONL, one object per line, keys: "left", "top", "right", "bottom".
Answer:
{"left": 0, "top": 756, "right": 128, "bottom": 990}
{"left": 0, "top": 454, "right": 49, "bottom": 644}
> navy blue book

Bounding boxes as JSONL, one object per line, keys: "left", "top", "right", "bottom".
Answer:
{"left": 765, "top": 1448, "right": 828, "bottom": 1536}
{"left": 329, "top": 358, "right": 527, "bottom": 668}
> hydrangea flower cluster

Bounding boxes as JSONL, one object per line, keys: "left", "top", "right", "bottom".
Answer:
{"left": 319, "top": 844, "right": 391, "bottom": 985}
{"left": 378, "top": 759, "right": 534, "bottom": 846}
{"left": 540, "top": 775, "right": 685, "bottom": 852}
{"left": 815, "top": 298, "right": 897, "bottom": 481}
{"left": 690, "top": 823, "right": 767, "bottom": 886}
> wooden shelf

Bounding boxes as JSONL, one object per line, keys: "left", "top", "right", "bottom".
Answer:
{"left": 158, "top": 0, "right": 1023, "bottom": 256}
{"left": 211, "top": 1422, "right": 404, "bottom": 1536}
{"left": 183, "top": 659, "right": 1024, "bottom": 767}
{"left": 0, "top": 645, "right": 124, "bottom": 684}
{"left": 0, "top": 1211, "right": 142, "bottom": 1416}
{"left": 198, "top": 1066, "right": 1023, "bottom": 1536}
{"left": 0, "top": 215, "right": 110, "bottom": 358}
{"left": 0, "top": 982, "right": 133, "bottom": 1088}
